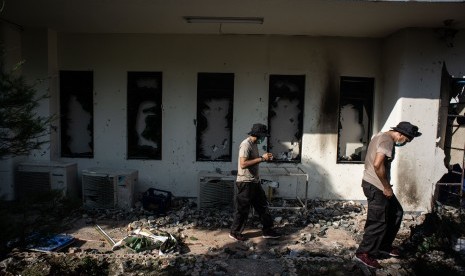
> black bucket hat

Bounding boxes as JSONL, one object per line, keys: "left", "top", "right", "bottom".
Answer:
{"left": 391, "top": 121, "right": 422, "bottom": 141}
{"left": 248, "top": 123, "right": 270, "bottom": 137}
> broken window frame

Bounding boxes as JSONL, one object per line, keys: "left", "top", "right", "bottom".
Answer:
{"left": 267, "top": 74, "right": 305, "bottom": 163}
{"left": 435, "top": 71, "right": 465, "bottom": 206}
{"left": 59, "top": 70, "right": 94, "bottom": 158}
{"left": 443, "top": 77, "right": 465, "bottom": 173}
{"left": 196, "top": 73, "right": 234, "bottom": 162}
{"left": 127, "top": 72, "right": 163, "bottom": 160}
{"left": 336, "top": 76, "right": 374, "bottom": 164}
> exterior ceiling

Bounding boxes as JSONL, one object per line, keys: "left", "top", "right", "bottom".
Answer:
{"left": 1, "top": 0, "right": 465, "bottom": 38}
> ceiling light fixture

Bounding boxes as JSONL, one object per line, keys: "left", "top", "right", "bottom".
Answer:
{"left": 183, "top": 16, "right": 264, "bottom": 24}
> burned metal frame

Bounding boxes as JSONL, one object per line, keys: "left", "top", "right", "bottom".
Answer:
{"left": 260, "top": 166, "right": 309, "bottom": 210}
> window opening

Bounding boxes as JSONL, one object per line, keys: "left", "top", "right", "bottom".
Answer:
{"left": 444, "top": 78, "right": 465, "bottom": 169}
{"left": 435, "top": 68, "right": 465, "bottom": 207}
{"left": 337, "top": 76, "right": 374, "bottom": 163}
{"left": 268, "top": 75, "right": 305, "bottom": 162}
{"left": 60, "top": 71, "right": 93, "bottom": 158}
{"left": 196, "top": 73, "right": 234, "bottom": 161}
{"left": 127, "top": 72, "right": 163, "bottom": 159}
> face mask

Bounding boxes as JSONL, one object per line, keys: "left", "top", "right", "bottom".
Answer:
{"left": 395, "top": 141, "right": 407, "bottom": 147}
{"left": 257, "top": 137, "right": 265, "bottom": 144}
{"left": 395, "top": 137, "right": 408, "bottom": 147}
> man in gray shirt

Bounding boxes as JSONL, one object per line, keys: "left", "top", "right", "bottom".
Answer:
{"left": 230, "top": 123, "right": 281, "bottom": 241}
{"left": 355, "top": 122, "right": 421, "bottom": 269}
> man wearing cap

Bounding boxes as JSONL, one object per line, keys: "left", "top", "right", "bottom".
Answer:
{"left": 229, "top": 123, "right": 281, "bottom": 241}
{"left": 355, "top": 122, "right": 421, "bottom": 269}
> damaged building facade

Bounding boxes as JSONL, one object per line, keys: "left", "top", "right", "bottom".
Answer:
{"left": 1, "top": 1, "right": 465, "bottom": 212}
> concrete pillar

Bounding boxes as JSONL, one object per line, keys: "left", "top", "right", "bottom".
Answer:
{"left": 21, "top": 28, "right": 59, "bottom": 160}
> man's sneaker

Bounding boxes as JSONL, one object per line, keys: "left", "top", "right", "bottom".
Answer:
{"left": 380, "top": 247, "right": 400, "bottom": 257}
{"left": 354, "top": 253, "right": 382, "bottom": 269}
{"left": 262, "top": 229, "right": 281, "bottom": 239}
{"left": 229, "top": 232, "right": 248, "bottom": 241}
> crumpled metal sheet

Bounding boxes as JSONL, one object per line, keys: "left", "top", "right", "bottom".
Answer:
{"left": 112, "top": 228, "right": 178, "bottom": 255}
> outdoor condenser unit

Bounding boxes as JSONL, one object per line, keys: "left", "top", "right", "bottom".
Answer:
{"left": 82, "top": 168, "right": 137, "bottom": 210}
{"left": 15, "top": 161, "right": 78, "bottom": 200}
{"left": 198, "top": 171, "right": 235, "bottom": 210}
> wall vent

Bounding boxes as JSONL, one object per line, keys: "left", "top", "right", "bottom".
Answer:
{"left": 198, "top": 171, "right": 235, "bottom": 210}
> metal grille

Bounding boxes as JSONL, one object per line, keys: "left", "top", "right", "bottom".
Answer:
{"left": 15, "top": 171, "right": 51, "bottom": 200}
{"left": 199, "top": 178, "right": 234, "bottom": 210}
{"left": 82, "top": 175, "right": 115, "bottom": 209}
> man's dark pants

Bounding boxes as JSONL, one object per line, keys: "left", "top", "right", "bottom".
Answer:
{"left": 356, "top": 180, "right": 404, "bottom": 256}
{"left": 231, "top": 181, "right": 273, "bottom": 234}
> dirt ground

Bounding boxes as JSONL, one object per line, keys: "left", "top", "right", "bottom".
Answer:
{"left": 3, "top": 199, "right": 465, "bottom": 276}
{"left": 56, "top": 208, "right": 385, "bottom": 276}
{"left": 67, "top": 218, "right": 359, "bottom": 256}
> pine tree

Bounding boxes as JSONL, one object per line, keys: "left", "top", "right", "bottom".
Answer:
{"left": 0, "top": 54, "right": 54, "bottom": 157}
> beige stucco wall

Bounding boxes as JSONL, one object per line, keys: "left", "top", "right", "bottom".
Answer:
{"left": 3, "top": 27, "right": 465, "bottom": 211}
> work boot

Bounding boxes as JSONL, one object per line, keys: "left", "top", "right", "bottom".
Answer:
{"left": 229, "top": 232, "right": 248, "bottom": 241}
{"left": 354, "top": 252, "right": 382, "bottom": 269}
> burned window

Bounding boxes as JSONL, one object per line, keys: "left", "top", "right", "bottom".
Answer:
{"left": 268, "top": 75, "right": 305, "bottom": 162}
{"left": 337, "top": 76, "right": 374, "bottom": 163}
{"left": 196, "top": 73, "right": 234, "bottom": 161}
{"left": 127, "top": 72, "right": 162, "bottom": 160}
{"left": 444, "top": 78, "right": 465, "bottom": 168}
{"left": 60, "top": 71, "right": 94, "bottom": 158}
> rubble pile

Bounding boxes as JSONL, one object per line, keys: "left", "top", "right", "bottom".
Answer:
{"left": 83, "top": 198, "right": 366, "bottom": 233}
{"left": 399, "top": 202, "right": 465, "bottom": 275}
{"left": 1, "top": 199, "right": 465, "bottom": 275}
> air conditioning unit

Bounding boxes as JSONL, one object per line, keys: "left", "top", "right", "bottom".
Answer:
{"left": 82, "top": 168, "right": 137, "bottom": 210}
{"left": 15, "top": 161, "right": 78, "bottom": 200}
{"left": 198, "top": 171, "right": 235, "bottom": 210}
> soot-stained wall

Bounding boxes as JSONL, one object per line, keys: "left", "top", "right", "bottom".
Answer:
{"left": 6, "top": 27, "right": 465, "bottom": 211}
{"left": 46, "top": 33, "right": 384, "bottom": 200}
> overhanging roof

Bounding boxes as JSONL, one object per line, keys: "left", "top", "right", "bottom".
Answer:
{"left": 1, "top": 0, "right": 464, "bottom": 38}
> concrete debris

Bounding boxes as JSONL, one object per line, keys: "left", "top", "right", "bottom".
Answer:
{"left": 2, "top": 199, "right": 465, "bottom": 275}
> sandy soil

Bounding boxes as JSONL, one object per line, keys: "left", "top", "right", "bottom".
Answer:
{"left": 65, "top": 217, "right": 360, "bottom": 255}
{"left": 59, "top": 215, "right": 368, "bottom": 275}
